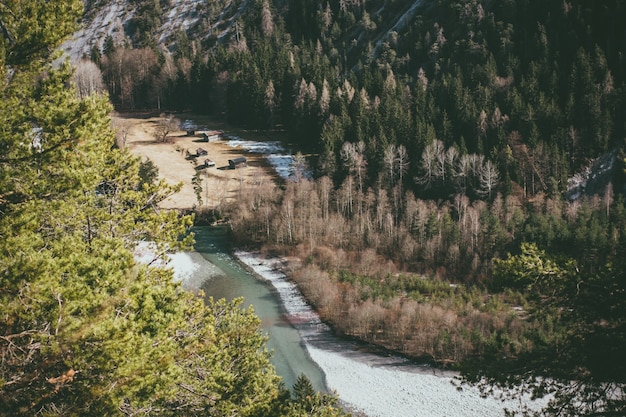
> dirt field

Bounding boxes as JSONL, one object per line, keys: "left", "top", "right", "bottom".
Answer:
{"left": 114, "top": 113, "right": 278, "bottom": 210}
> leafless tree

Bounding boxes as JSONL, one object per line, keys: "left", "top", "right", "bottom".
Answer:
{"left": 604, "top": 182, "right": 614, "bottom": 217}
{"left": 455, "top": 153, "right": 472, "bottom": 193}
{"left": 112, "top": 117, "right": 131, "bottom": 148}
{"left": 342, "top": 79, "right": 356, "bottom": 102}
{"left": 73, "top": 59, "right": 104, "bottom": 98}
{"left": 358, "top": 87, "right": 370, "bottom": 108}
{"left": 319, "top": 2, "right": 333, "bottom": 33}
{"left": 453, "top": 193, "right": 470, "bottom": 223}
{"left": 478, "top": 109, "right": 488, "bottom": 136}
{"left": 383, "top": 143, "right": 410, "bottom": 189}
{"left": 101, "top": 47, "right": 160, "bottom": 108}
{"left": 444, "top": 146, "right": 458, "bottom": 183}
{"left": 383, "top": 68, "right": 397, "bottom": 94}
{"left": 383, "top": 143, "right": 397, "bottom": 187}
{"left": 307, "top": 81, "right": 318, "bottom": 104}
{"left": 478, "top": 159, "right": 499, "bottom": 198}
{"left": 291, "top": 151, "right": 308, "bottom": 182}
{"left": 294, "top": 78, "right": 308, "bottom": 109}
{"left": 317, "top": 176, "right": 333, "bottom": 221}
{"left": 418, "top": 139, "right": 444, "bottom": 189}
{"left": 341, "top": 141, "right": 367, "bottom": 192}
{"left": 153, "top": 114, "right": 180, "bottom": 142}
{"left": 154, "top": 52, "right": 178, "bottom": 110}
{"left": 337, "top": 174, "right": 354, "bottom": 216}
{"left": 396, "top": 144, "right": 409, "bottom": 185}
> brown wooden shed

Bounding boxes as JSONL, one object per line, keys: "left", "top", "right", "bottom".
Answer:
{"left": 228, "top": 157, "right": 247, "bottom": 169}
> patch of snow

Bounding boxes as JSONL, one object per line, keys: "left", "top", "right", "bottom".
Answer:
{"left": 227, "top": 137, "right": 285, "bottom": 154}
{"left": 226, "top": 136, "right": 312, "bottom": 180}
{"left": 306, "top": 345, "right": 545, "bottom": 417}
{"left": 168, "top": 252, "right": 199, "bottom": 281}
{"left": 267, "top": 154, "right": 296, "bottom": 179}
{"left": 235, "top": 252, "right": 327, "bottom": 331}
{"left": 134, "top": 241, "right": 216, "bottom": 290}
{"left": 133, "top": 241, "right": 162, "bottom": 266}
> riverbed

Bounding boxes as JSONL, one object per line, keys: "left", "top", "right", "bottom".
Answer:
{"left": 167, "top": 226, "right": 544, "bottom": 417}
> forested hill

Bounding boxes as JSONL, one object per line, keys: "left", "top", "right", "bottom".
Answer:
{"left": 72, "top": 0, "right": 626, "bottom": 199}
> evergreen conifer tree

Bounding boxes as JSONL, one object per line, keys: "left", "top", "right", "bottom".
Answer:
{"left": 0, "top": 2, "right": 346, "bottom": 416}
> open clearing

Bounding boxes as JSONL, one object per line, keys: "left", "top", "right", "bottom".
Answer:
{"left": 114, "top": 113, "right": 279, "bottom": 210}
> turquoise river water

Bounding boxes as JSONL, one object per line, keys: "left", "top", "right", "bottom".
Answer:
{"left": 187, "top": 225, "right": 327, "bottom": 392}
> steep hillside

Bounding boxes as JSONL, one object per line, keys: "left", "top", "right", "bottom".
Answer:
{"left": 66, "top": 0, "right": 432, "bottom": 65}
{"left": 62, "top": 0, "right": 255, "bottom": 60}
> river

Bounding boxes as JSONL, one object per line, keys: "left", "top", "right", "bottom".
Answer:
{"left": 168, "top": 225, "right": 544, "bottom": 417}
{"left": 179, "top": 225, "right": 326, "bottom": 392}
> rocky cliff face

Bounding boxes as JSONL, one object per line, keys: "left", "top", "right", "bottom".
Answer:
{"left": 566, "top": 148, "right": 622, "bottom": 201}
{"left": 62, "top": 0, "right": 428, "bottom": 64}
{"left": 61, "top": 0, "right": 252, "bottom": 61}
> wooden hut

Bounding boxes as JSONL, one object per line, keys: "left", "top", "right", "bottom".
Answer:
{"left": 199, "top": 130, "right": 224, "bottom": 142}
{"left": 228, "top": 157, "right": 247, "bottom": 169}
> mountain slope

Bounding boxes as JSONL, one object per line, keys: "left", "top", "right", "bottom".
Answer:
{"left": 62, "top": 0, "right": 256, "bottom": 61}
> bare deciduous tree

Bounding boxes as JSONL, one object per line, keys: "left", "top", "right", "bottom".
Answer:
{"left": 418, "top": 139, "right": 444, "bottom": 189}
{"left": 478, "top": 160, "right": 499, "bottom": 198}
{"left": 73, "top": 59, "right": 104, "bottom": 98}
{"left": 153, "top": 114, "right": 180, "bottom": 143}
{"left": 294, "top": 78, "right": 308, "bottom": 109}
{"left": 343, "top": 79, "right": 356, "bottom": 102}
{"left": 383, "top": 143, "right": 397, "bottom": 187}
{"left": 604, "top": 182, "right": 614, "bottom": 217}
{"left": 478, "top": 109, "right": 488, "bottom": 136}
{"left": 112, "top": 118, "right": 131, "bottom": 148}
{"left": 341, "top": 141, "right": 367, "bottom": 192}
{"left": 101, "top": 47, "right": 161, "bottom": 109}
{"left": 317, "top": 176, "right": 333, "bottom": 221}
{"left": 417, "top": 67, "right": 428, "bottom": 91}
{"left": 396, "top": 144, "right": 409, "bottom": 185}
{"left": 319, "top": 2, "right": 333, "bottom": 33}
{"left": 291, "top": 151, "right": 308, "bottom": 182}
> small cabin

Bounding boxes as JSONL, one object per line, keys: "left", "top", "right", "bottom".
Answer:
{"left": 228, "top": 157, "right": 247, "bottom": 169}
{"left": 196, "top": 147, "right": 208, "bottom": 156}
{"left": 204, "top": 159, "right": 216, "bottom": 168}
{"left": 199, "top": 130, "right": 224, "bottom": 142}
{"left": 186, "top": 129, "right": 196, "bottom": 136}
